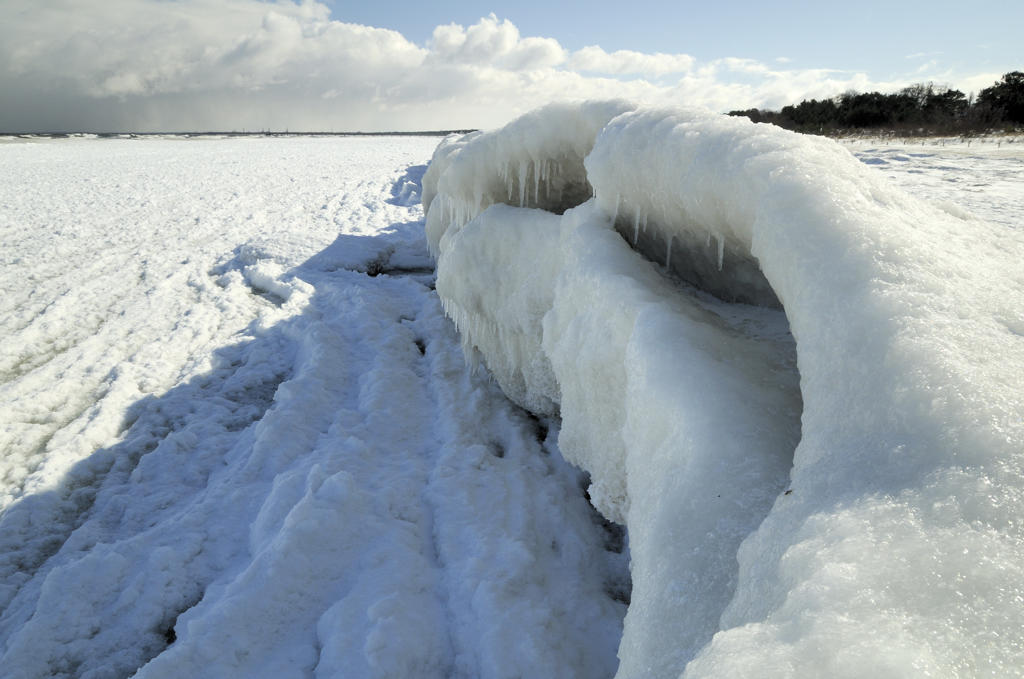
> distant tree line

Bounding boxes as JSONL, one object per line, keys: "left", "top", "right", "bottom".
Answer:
{"left": 729, "top": 71, "right": 1023, "bottom": 135}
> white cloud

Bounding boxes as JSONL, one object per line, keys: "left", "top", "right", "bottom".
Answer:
{"left": 3, "top": 0, "right": 424, "bottom": 98}
{"left": 716, "top": 57, "right": 772, "bottom": 75}
{"left": 566, "top": 46, "right": 693, "bottom": 75}
{"left": 429, "top": 14, "right": 566, "bottom": 70}
{"left": 956, "top": 72, "right": 1007, "bottom": 97}
{"left": 0, "top": 0, "right": 1000, "bottom": 132}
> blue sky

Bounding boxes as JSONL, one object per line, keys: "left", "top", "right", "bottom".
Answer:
{"left": 324, "top": 0, "right": 1022, "bottom": 81}
{"left": 0, "top": 0, "right": 1019, "bottom": 132}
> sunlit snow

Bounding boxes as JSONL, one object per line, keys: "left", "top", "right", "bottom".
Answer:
{"left": 0, "top": 113, "right": 1021, "bottom": 679}
{"left": 425, "top": 104, "right": 1024, "bottom": 678}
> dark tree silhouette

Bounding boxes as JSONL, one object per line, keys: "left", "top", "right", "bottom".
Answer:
{"left": 977, "top": 72, "right": 1024, "bottom": 124}
{"left": 728, "top": 73, "right": 1019, "bottom": 134}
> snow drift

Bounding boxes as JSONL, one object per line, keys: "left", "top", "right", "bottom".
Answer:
{"left": 424, "top": 103, "right": 1024, "bottom": 677}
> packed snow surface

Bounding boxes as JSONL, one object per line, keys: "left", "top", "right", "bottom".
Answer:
{"left": 0, "top": 115, "right": 1021, "bottom": 679}
{"left": 425, "top": 103, "right": 1024, "bottom": 678}
{"left": 0, "top": 136, "right": 627, "bottom": 678}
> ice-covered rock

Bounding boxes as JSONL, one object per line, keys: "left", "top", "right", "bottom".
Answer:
{"left": 424, "top": 100, "right": 637, "bottom": 257}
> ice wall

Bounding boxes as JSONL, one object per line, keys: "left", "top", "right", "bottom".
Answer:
{"left": 425, "top": 103, "right": 1024, "bottom": 677}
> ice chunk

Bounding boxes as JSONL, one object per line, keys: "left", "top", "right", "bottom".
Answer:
{"left": 437, "top": 204, "right": 563, "bottom": 416}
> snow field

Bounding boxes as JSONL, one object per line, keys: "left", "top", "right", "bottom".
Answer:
{"left": 1, "top": 122, "right": 1021, "bottom": 679}
{"left": 849, "top": 140, "right": 1024, "bottom": 231}
{"left": 0, "top": 137, "right": 628, "bottom": 678}
{"left": 425, "top": 103, "right": 1024, "bottom": 677}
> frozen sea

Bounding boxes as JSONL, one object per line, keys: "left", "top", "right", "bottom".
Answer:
{"left": 0, "top": 129, "right": 1021, "bottom": 678}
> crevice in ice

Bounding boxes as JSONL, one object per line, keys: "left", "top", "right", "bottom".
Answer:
{"left": 577, "top": 471, "right": 633, "bottom": 607}
{"left": 426, "top": 155, "right": 593, "bottom": 258}
{"left": 611, "top": 216, "right": 783, "bottom": 310}
{"left": 155, "top": 590, "right": 204, "bottom": 653}
{"left": 422, "top": 100, "right": 638, "bottom": 257}
{"left": 521, "top": 409, "right": 551, "bottom": 451}
{"left": 362, "top": 250, "right": 395, "bottom": 277}
{"left": 371, "top": 266, "right": 436, "bottom": 278}
{"left": 496, "top": 155, "right": 596, "bottom": 216}
{"left": 162, "top": 626, "right": 176, "bottom": 645}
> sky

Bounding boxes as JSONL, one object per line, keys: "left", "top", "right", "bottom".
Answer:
{"left": 1, "top": 0, "right": 1020, "bottom": 133}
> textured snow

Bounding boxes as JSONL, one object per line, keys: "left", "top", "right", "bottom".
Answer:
{"left": 849, "top": 140, "right": 1024, "bottom": 231}
{"left": 425, "top": 104, "right": 1024, "bottom": 678}
{"left": 0, "top": 137, "right": 627, "bottom": 679}
{"left": 1, "top": 121, "right": 1021, "bottom": 678}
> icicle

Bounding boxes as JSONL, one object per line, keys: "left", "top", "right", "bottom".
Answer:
{"left": 706, "top": 233, "right": 711, "bottom": 247}
{"left": 633, "top": 207, "right": 641, "bottom": 244}
{"left": 534, "top": 159, "right": 541, "bottom": 207}
{"left": 518, "top": 160, "right": 528, "bottom": 207}
{"left": 665, "top": 233, "right": 674, "bottom": 271}
{"left": 613, "top": 194, "right": 621, "bottom": 222}
{"left": 717, "top": 235, "right": 725, "bottom": 271}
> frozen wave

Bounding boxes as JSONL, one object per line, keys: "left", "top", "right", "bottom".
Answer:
{"left": 425, "top": 103, "right": 1024, "bottom": 677}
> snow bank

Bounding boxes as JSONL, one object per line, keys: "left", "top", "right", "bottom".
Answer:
{"left": 425, "top": 103, "right": 1024, "bottom": 677}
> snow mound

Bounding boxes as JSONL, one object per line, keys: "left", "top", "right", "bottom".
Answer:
{"left": 425, "top": 103, "right": 1024, "bottom": 677}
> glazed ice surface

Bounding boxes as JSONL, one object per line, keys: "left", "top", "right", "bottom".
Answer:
{"left": 425, "top": 103, "right": 1024, "bottom": 678}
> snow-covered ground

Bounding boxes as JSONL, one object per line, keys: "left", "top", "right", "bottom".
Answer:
{"left": 848, "top": 138, "right": 1024, "bottom": 230}
{"left": 0, "top": 136, "right": 627, "bottom": 678}
{"left": 0, "top": 117, "right": 1021, "bottom": 679}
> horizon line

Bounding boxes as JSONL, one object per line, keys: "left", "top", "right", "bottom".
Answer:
{"left": 1, "top": 130, "right": 479, "bottom": 138}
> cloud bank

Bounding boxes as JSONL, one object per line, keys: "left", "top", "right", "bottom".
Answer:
{"left": 0, "top": 1, "right": 1001, "bottom": 132}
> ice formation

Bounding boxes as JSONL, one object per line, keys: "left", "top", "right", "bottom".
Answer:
{"left": 423, "top": 100, "right": 638, "bottom": 258}
{"left": 425, "top": 103, "right": 1024, "bottom": 677}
